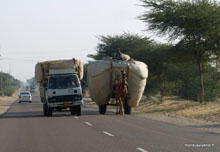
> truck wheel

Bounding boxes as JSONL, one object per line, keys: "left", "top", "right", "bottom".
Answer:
{"left": 124, "top": 103, "right": 132, "bottom": 115}
{"left": 43, "top": 103, "right": 48, "bottom": 116}
{"left": 47, "top": 106, "right": 53, "bottom": 116}
{"left": 99, "top": 105, "right": 107, "bottom": 114}
{"left": 76, "top": 105, "right": 81, "bottom": 116}
{"left": 70, "top": 107, "right": 76, "bottom": 115}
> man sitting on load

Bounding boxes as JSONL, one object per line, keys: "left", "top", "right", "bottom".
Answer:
{"left": 113, "top": 48, "right": 123, "bottom": 60}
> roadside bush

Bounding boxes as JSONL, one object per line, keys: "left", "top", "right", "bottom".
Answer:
{"left": 149, "top": 93, "right": 163, "bottom": 105}
{"left": 3, "top": 87, "right": 18, "bottom": 96}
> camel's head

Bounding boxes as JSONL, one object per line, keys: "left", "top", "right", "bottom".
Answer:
{"left": 121, "top": 70, "right": 126, "bottom": 78}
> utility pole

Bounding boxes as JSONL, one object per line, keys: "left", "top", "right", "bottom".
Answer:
{"left": 0, "top": 54, "right": 4, "bottom": 96}
{"left": 0, "top": 71, "right": 3, "bottom": 96}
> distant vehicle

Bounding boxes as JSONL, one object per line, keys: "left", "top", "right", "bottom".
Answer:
{"left": 18, "top": 91, "right": 32, "bottom": 103}
{"left": 30, "top": 85, "right": 35, "bottom": 93}
{"left": 26, "top": 86, "right": 30, "bottom": 91}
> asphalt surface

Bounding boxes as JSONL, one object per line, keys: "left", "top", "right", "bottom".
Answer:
{"left": 0, "top": 93, "right": 220, "bottom": 152}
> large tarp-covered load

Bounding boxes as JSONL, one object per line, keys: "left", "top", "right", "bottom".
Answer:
{"left": 87, "top": 60, "right": 148, "bottom": 107}
{"left": 35, "top": 58, "right": 84, "bottom": 83}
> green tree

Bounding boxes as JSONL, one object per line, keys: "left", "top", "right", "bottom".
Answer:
{"left": 140, "top": 0, "right": 220, "bottom": 102}
{"left": 87, "top": 33, "right": 153, "bottom": 60}
{"left": 0, "top": 72, "right": 20, "bottom": 96}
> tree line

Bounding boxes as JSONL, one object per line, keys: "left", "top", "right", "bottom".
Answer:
{"left": 0, "top": 72, "right": 20, "bottom": 96}
{"left": 88, "top": 0, "right": 220, "bottom": 102}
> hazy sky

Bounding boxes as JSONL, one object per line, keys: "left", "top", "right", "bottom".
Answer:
{"left": 0, "top": 0, "right": 163, "bottom": 82}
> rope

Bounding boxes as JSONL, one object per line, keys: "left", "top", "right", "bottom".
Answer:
{"left": 110, "top": 61, "right": 113, "bottom": 91}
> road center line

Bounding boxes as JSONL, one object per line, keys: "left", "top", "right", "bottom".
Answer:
{"left": 136, "top": 148, "right": 149, "bottom": 152}
{"left": 84, "top": 122, "right": 92, "bottom": 126}
{"left": 102, "top": 131, "right": 114, "bottom": 137}
{"left": 74, "top": 116, "right": 79, "bottom": 119}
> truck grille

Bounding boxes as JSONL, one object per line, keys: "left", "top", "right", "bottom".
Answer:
{"left": 48, "top": 95, "right": 82, "bottom": 103}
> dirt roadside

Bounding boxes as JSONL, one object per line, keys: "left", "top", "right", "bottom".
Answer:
{"left": 133, "top": 97, "right": 220, "bottom": 133}
{"left": 0, "top": 90, "right": 20, "bottom": 116}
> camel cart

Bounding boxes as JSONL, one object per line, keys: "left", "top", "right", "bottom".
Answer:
{"left": 87, "top": 60, "right": 148, "bottom": 115}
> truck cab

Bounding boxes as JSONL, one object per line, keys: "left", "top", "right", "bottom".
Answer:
{"left": 43, "top": 69, "right": 83, "bottom": 116}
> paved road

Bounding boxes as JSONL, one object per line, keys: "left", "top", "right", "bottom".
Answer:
{"left": 0, "top": 93, "right": 219, "bottom": 152}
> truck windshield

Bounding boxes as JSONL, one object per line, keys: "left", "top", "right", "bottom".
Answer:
{"left": 48, "top": 74, "right": 80, "bottom": 89}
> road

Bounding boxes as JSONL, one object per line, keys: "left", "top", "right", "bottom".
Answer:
{"left": 0, "top": 93, "right": 219, "bottom": 152}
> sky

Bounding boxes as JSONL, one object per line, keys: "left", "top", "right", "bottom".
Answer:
{"left": 0, "top": 0, "right": 165, "bottom": 82}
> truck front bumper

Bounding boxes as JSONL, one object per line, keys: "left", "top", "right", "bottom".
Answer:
{"left": 48, "top": 100, "right": 83, "bottom": 108}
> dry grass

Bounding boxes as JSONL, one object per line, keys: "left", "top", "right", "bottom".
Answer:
{"left": 134, "top": 96, "right": 220, "bottom": 123}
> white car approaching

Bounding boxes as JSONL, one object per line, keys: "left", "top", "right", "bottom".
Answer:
{"left": 19, "top": 91, "right": 32, "bottom": 103}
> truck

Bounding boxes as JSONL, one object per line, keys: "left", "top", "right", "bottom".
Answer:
{"left": 30, "top": 84, "right": 36, "bottom": 93}
{"left": 35, "top": 58, "right": 84, "bottom": 116}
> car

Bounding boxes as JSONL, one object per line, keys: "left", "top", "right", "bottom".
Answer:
{"left": 18, "top": 91, "right": 32, "bottom": 103}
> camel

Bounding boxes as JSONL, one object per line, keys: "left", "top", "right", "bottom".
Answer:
{"left": 114, "top": 70, "right": 128, "bottom": 115}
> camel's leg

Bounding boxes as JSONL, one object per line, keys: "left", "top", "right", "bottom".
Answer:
{"left": 116, "top": 99, "right": 119, "bottom": 114}
{"left": 119, "top": 98, "right": 124, "bottom": 115}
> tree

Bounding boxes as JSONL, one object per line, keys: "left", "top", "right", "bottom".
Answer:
{"left": 87, "top": 33, "right": 153, "bottom": 60}
{"left": 0, "top": 72, "right": 20, "bottom": 96}
{"left": 140, "top": 0, "right": 220, "bottom": 102}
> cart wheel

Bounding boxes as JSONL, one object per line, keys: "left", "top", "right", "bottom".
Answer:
{"left": 99, "top": 105, "right": 107, "bottom": 114}
{"left": 124, "top": 103, "right": 131, "bottom": 115}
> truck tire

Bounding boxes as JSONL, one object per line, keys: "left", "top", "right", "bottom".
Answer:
{"left": 47, "top": 106, "right": 53, "bottom": 116}
{"left": 124, "top": 103, "right": 132, "bottom": 115}
{"left": 43, "top": 103, "right": 48, "bottom": 116}
{"left": 76, "top": 105, "right": 81, "bottom": 116}
{"left": 99, "top": 105, "right": 107, "bottom": 114}
{"left": 70, "top": 106, "right": 76, "bottom": 115}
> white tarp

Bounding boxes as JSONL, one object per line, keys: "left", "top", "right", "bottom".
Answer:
{"left": 87, "top": 60, "right": 148, "bottom": 107}
{"left": 35, "top": 58, "right": 84, "bottom": 83}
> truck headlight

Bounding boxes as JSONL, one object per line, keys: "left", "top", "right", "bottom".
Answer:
{"left": 75, "top": 96, "right": 82, "bottom": 100}
{"left": 49, "top": 98, "right": 56, "bottom": 102}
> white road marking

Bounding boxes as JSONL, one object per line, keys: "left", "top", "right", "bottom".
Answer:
{"left": 136, "top": 148, "right": 149, "bottom": 152}
{"left": 84, "top": 122, "right": 92, "bottom": 126}
{"left": 74, "top": 116, "right": 79, "bottom": 119}
{"left": 102, "top": 131, "right": 114, "bottom": 137}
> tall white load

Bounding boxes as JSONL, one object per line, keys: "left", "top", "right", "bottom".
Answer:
{"left": 87, "top": 60, "right": 148, "bottom": 107}
{"left": 35, "top": 58, "right": 84, "bottom": 83}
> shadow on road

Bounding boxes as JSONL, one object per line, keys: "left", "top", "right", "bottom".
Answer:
{"left": 196, "top": 124, "right": 220, "bottom": 129}
{"left": 0, "top": 109, "right": 116, "bottom": 119}
{"left": 1, "top": 111, "right": 43, "bottom": 119}
{"left": 188, "top": 124, "right": 220, "bottom": 129}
